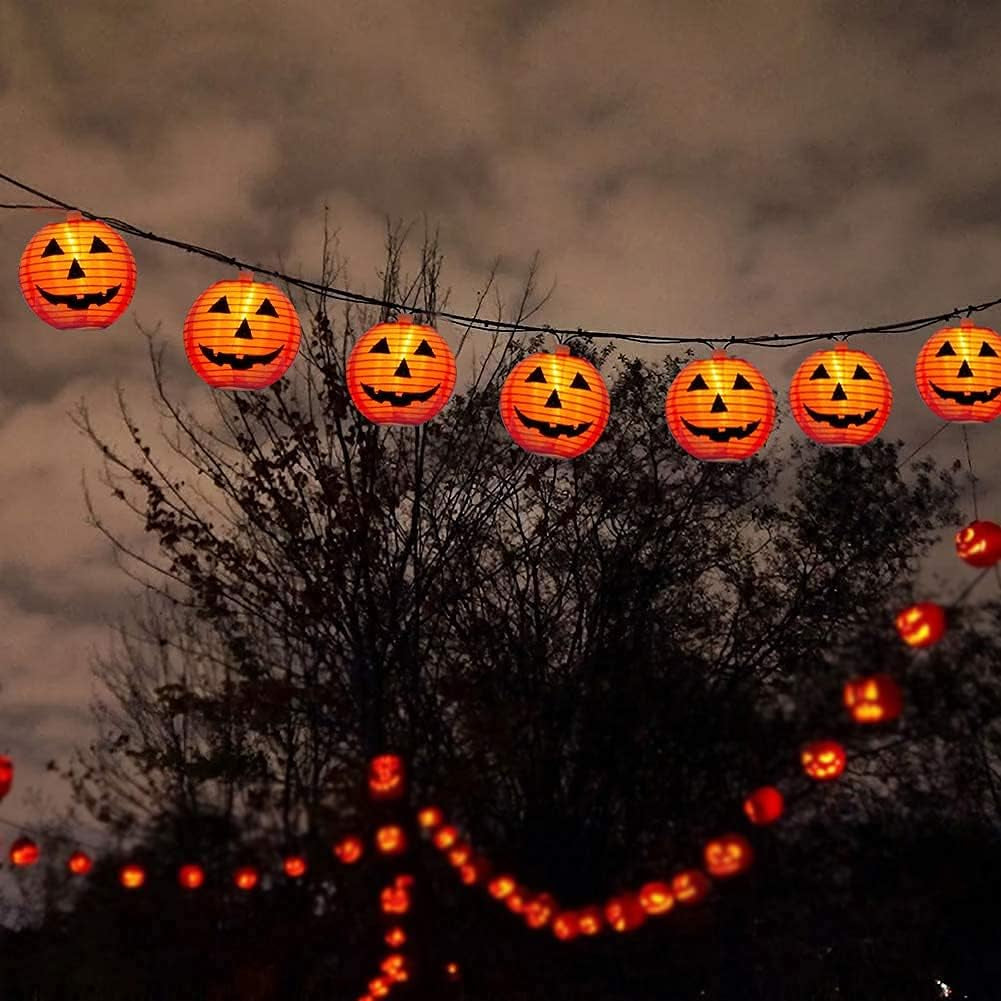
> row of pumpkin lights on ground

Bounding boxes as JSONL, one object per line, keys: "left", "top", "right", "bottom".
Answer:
{"left": 16, "top": 214, "right": 1001, "bottom": 461}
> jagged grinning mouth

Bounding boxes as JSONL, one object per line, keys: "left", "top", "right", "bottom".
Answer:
{"left": 199, "top": 345, "right": 284, "bottom": 370}
{"left": 515, "top": 407, "right": 592, "bottom": 439}
{"left": 803, "top": 405, "right": 878, "bottom": 428}
{"left": 681, "top": 417, "right": 760, "bottom": 442}
{"left": 930, "top": 382, "right": 1001, "bottom": 406}
{"left": 362, "top": 383, "right": 440, "bottom": 407}
{"left": 36, "top": 284, "right": 121, "bottom": 310}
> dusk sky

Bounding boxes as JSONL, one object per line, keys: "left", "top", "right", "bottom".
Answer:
{"left": 1, "top": 0, "right": 1000, "bottom": 832}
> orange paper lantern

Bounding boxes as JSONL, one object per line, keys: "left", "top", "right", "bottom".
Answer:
{"left": 178, "top": 863, "right": 205, "bottom": 889}
{"left": 704, "top": 834, "right": 754, "bottom": 878}
{"left": 234, "top": 865, "right": 259, "bottom": 891}
{"left": 333, "top": 835, "right": 364, "bottom": 864}
{"left": 9, "top": 837, "right": 39, "bottom": 867}
{"left": 183, "top": 272, "right": 301, "bottom": 390}
{"left": 347, "top": 315, "right": 456, "bottom": 425}
{"left": 499, "top": 346, "right": 610, "bottom": 459}
{"left": 801, "top": 739, "right": 846, "bottom": 781}
{"left": 895, "top": 602, "right": 947, "bottom": 647}
{"left": 915, "top": 319, "right": 1001, "bottom": 422}
{"left": 638, "top": 881, "right": 675, "bottom": 915}
{"left": 743, "top": 785, "right": 785, "bottom": 825}
{"left": 671, "top": 869, "right": 711, "bottom": 905}
{"left": 67, "top": 851, "right": 93, "bottom": 876}
{"left": 119, "top": 863, "right": 146, "bottom": 889}
{"left": 956, "top": 520, "right": 1001, "bottom": 568}
{"left": 604, "top": 894, "right": 647, "bottom": 932}
{"left": 844, "top": 674, "right": 902, "bottom": 724}
{"left": 283, "top": 854, "right": 307, "bottom": 878}
{"left": 0, "top": 756, "right": 12, "bottom": 800}
{"left": 665, "top": 352, "right": 775, "bottom": 461}
{"left": 19, "top": 212, "right": 136, "bottom": 329}
{"left": 368, "top": 754, "right": 405, "bottom": 801}
{"left": 789, "top": 346, "right": 891, "bottom": 445}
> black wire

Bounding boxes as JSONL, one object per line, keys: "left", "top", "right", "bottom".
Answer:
{"left": 895, "top": 421, "right": 951, "bottom": 470}
{"left": 3, "top": 169, "right": 1000, "bottom": 347}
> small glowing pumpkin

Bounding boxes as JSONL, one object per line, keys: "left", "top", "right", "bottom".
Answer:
{"left": 671, "top": 869, "right": 711, "bottom": 904}
{"left": 417, "top": 805, "right": 444, "bottom": 830}
{"left": 743, "top": 786, "right": 784, "bottom": 825}
{"left": 9, "top": 837, "right": 39, "bottom": 867}
{"left": 384, "top": 927, "right": 407, "bottom": 948}
{"left": 119, "top": 863, "right": 146, "bottom": 889}
{"left": 915, "top": 319, "right": 1001, "bottom": 422}
{"left": 19, "top": 212, "right": 136, "bottom": 329}
{"left": 499, "top": 345, "right": 611, "bottom": 459}
{"left": 524, "top": 892, "right": 557, "bottom": 929}
{"left": 956, "top": 520, "right": 1001, "bottom": 567}
{"left": 0, "top": 756, "right": 12, "bottom": 800}
{"left": 347, "top": 315, "right": 456, "bottom": 425}
{"left": 459, "top": 857, "right": 491, "bottom": 885}
{"left": 665, "top": 351, "right": 775, "bottom": 461}
{"left": 178, "top": 863, "right": 205, "bottom": 889}
{"left": 432, "top": 825, "right": 460, "bottom": 851}
{"left": 704, "top": 834, "right": 754, "bottom": 878}
{"left": 183, "top": 271, "right": 301, "bottom": 390}
{"left": 604, "top": 894, "right": 647, "bottom": 932}
{"left": 380, "top": 883, "right": 411, "bottom": 915}
{"left": 234, "top": 866, "right": 259, "bottom": 891}
{"left": 638, "top": 881, "right": 675, "bottom": 915}
{"left": 844, "top": 674, "right": 902, "bottom": 724}
{"left": 789, "top": 346, "right": 891, "bottom": 445}
{"left": 488, "top": 875, "right": 516, "bottom": 900}
{"left": 895, "top": 602, "right": 947, "bottom": 647}
{"left": 577, "top": 905, "right": 604, "bottom": 935}
{"left": 801, "top": 739, "right": 846, "bottom": 781}
{"left": 333, "top": 835, "right": 364, "bottom": 864}
{"left": 368, "top": 754, "right": 405, "bottom": 800}
{"left": 67, "top": 851, "right": 93, "bottom": 875}
{"left": 552, "top": 912, "right": 581, "bottom": 941}
{"left": 283, "top": 854, "right": 307, "bottom": 878}
{"left": 376, "top": 825, "right": 408, "bottom": 856}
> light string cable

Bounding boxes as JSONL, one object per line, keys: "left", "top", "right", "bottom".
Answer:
{"left": 4, "top": 170, "right": 1001, "bottom": 347}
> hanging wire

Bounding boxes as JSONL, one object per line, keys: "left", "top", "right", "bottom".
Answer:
{"left": 4, "top": 169, "right": 1001, "bottom": 348}
{"left": 961, "top": 426, "right": 981, "bottom": 520}
{"left": 895, "top": 421, "right": 951, "bottom": 470}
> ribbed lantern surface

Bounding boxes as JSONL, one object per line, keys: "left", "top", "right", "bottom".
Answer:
{"left": 914, "top": 318, "right": 1001, "bottom": 422}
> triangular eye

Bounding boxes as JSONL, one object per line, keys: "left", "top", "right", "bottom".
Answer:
{"left": 732, "top": 373, "right": 753, "bottom": 390}
{"left": 413, "top": 339, "right": 436, "bottom": 357}
{"left": 852, "top": 364, "right": 872, "bottom": 380}
{"left": 570, "top": 372, "right": 591, "bottom": 391}
{"left": 256, "top": 298, "right": 279, "bottom": 317}
{"left": 936, "top": 340, "right": 956, "bottom": 357}
{"left": 369, "top": 337, "right": 391, "bottom": 354}
{"left": 979, "top": 341, "right": 998, "bottom": 357}
{"left": 526, "top": 366, "right": 547, "bottom": 384}
{"left": 687, "top": 373, "right": 709, "bottom": 391}
{"left": 809, "top": 364, "right": 830, "bottom": 380}
{"left": 89, "top": 236, "right": 112, "bottom": 253}
{"left": 41, "top": 238, "right": 64, "bottom": 258}
{"left": 207, "top": 296, "right": 230, "bottom": 314}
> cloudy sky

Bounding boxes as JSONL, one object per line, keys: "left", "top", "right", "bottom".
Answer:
{"left": 1, "top": 0, "right": 1000, "bottom": 834}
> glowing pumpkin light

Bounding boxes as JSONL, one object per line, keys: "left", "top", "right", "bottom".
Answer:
{"left": 956, "top": 520, "right": 1001, "bottom": 568}
{"left": 178, "top": 863, "right": 205, "bottom": 889}
{"left": 505, "top": 889, "right": 527, "bottom": 914}
{"left": 665, "top": 352, "right": 776, "bottom": 461}
{"left": 0, "top": 756, "right": 12, "bottom": 800}
{"left": 381, "top": 954, "right": 409, "bottom": 983}
{"left": 380, "top": 883, "right": 411, "bottom": 915}
{"left": 499, "top": 345, "right": 611, "bottom": 459}
{"left": 743, "top": 785, "right": 784, "bottom": 825}
{"left": 183, "top": 271, "right": 301, "bottom": 390}
{"left": 671, "top": 869, "right": 711, "bottom": 905}
{"left": 577, "top": 905, "right": 604, "bottom": 935}
{"left": 447, "top": 843, "right": 471, "bottom": 867}
{"left": 604, "top": 894, "right": 647, "bottom": 932}
{"left": 19, "top": 212, "right": 136, "bottom": 329}
{"left": 524, "top": 892, "right": 557, "bottom": 929}
{"left": 368, "top": 754, "right": 405, "bottom": 801}
{"left": 347, "top": 315, "right": 456, "bottom": 425}
{"left": 488, "top": 875, "right": 516, "bottom": 900}
{"left": 119, "top": 863, "right": 146, "bottom": 889}
{"left": 376, "top": 825, "right": 408, "bottom": 856}
{"left": 638, "top": 881, "right": 675, "bottom": 915}
{"left": 432, "top": 825, "right": 459, "bottom": 851}
{"left": 844, "top": 674, "right": 902, "bottom": 724}
{"left": 417, "top": 806, "right": 443, "bottom": 830}
{"left": 789, "top": 346, "right": 891, "bottom": 445}
{"left": 895, "top": 601, "right": 947, "bottom": 647}
{"left": 234, "top": 866, "right": 259, "bottom": 891}
{"left": 10, "top": 837, "right": 39, "bottom": 867}
{"left": 801, "top": 739, "right": 846, "bottom": 781}
{"left": 384, "top": 927, "right": 407, "bottom": 948}
{"left": 333, "top": 835, "right": 364, "bottom": 864}
{"left": 915, "top": 319, "right": 1001, "bottom": 422}
{"left": 459, "top": 857, "right": 490, "bottom": 885}
{"left": 283, "top": 854, "right": 307, "bottom": 878}
{"left": 704, "top": 834, "right": 754, "bottom": 878}
{"left": 552, "top": 912, "right": 580, "bottom": 941}
{"left": 444, "top": 962, "right": 461, "bottom": 982}
{"left": 67, "top": 851, "right": 93, "bottom": 876}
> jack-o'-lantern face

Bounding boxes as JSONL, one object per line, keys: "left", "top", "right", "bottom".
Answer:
{"left": 671, "top": 869, "right": 711, "bottom": 905}
{"left": 183, "top": 272, "right": 301, "bottom": 390}
{"left": 666, "top": 352, "right": 775, "bottom": 460}
{"left": 638, "top": 881, "right": 675, "bottom": 915}
{"left": 9, "top": 837, "right": 39, "bottom": 867}
{"left": 333, "top": 835, "right": 364, "bottom": 864}
{"left": 894, "top": 601, "right": 947, "bottom": 647}
{"left": 368, "top": 754, "right": 405, "bottom": 800}
{"left": 844, "top": 674, "right": 902, "bottom": 724}
{"left": 377, "top": 825, "right": 408, "bottom": 856}
{"left": 801, "top": 739, "right": 846, "bottom": 781}
{"left": 381, "top": 954, "right": 410, "bottom": 984}
{"left": 347, "top": 315, "right": 457, "bottom": 425}
{"left": 743, "top": 785, "right": 784, "bottom": 825}
{"left": 380, "top": 884, "right": 411, "bottom": 915}
{"left": 524, "top": 893, "right": 557, "bottom": 929}
{"left": 119, "top": 863, "right": 146, "bottom": 889}
{"left": 432, "top": 825, "right": 459, "bottom": 851}
{"left": 704, "top": 834, "right": 753, "bottom": 878}
{"left": 552, "top": 912, "right": 580, "bottom": 941}
{"left": 488, "top": 875, "right": 516, "bottom": 900}
{"left": 577, "top": 905, "right": 604, "bottom": 935}
{"left": 283, "top": 855, "right": 307, "bottom": 878}
{"left": 19, "top": 212, "right": 137, "bottom": 329}
{"left": 955, "top": 520, "right": 1001, "bottom": 568}
{"left": 789, "top": 346, "right": 892, "bottom": 445}
{"left": 604, "top": 894, "right": 647, "bottom": 932}
{"left": 915, "top": 320, "right": 1001, "bottom": 422}
{"left": 499, "top": 346, "right": 611, "bottom": 459}
{"left": 178, "top": 863, "right": 205, "bottom": 889}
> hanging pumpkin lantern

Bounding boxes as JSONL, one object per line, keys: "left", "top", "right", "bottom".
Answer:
{"left": 459, "top": 857, "right": 491, "bottom": 886}
{"left": 178, "top": 863, "right": 205, "bottom": 889}
{"left": 704, "top": 834, "right": 754, "bottom": 878}
{"left": 671, "top": 870, "right": 711, "bottom": 905}
{"left": 665, "top": 351, "right": 776, "bottom": 461}
{"left": 347, "top": 314, "right": 457, "bottom": 425}
{"left": 604, "top": 894, "right": 647, "bottom": 932}
{"left": 577, "top": 905, "right": 604, "bottom": 935}
{"left": 743, "top": 786, "right": 784, "bottom": 825}
{"left": 417, "top": 806, "right": 443, "bottom": 830}
{"left": 895, "top": 602, "right": 947, "bottom": 647}
{"left": 915, "top": 319, "right": 1001, "bottom": 422}
{"left": 384, "top": 927, "right": 407, "bottom": 948}
{"left": 283, "top": 854, "right": 307, "bottom": 878}
{"left": 19, "top": 212, "right": 136, "bottom": 330}
{"left": 380, "top": 883, "right": 411, "bottom": 915}
{"left": 524, "top": 892, "right": 557, "bottom": 929}
{"left": 376, "top": 825, "right": 408, "bottom": 856}
{"left": 368, "top": 976, "right": 391, "bottom": 998}
{"left": 444, "top": 962, "right": 462, "bottom": 982}
{"left": 843, "top": 674, "right": 902, "bottom": 724}
{"left": 183, "top": 271, "right": 301, "bottom": 390}
{"left": 801, "top": 739, "right": 846, "bottom": 781}
{"left": 638, "top": 881, "right": 675, "bottom": 915}
{"left": 368, "top": 754, "right": 405, "bottom": 801}
{"left": 333, "top": 835, "right": 364, "bottom": 864}
{"left": 488, "top": 874, "right": 516, "bottom": 900}
{"left": 447, "top": 843, "right": 471, "bottom": 867}
{"left": 788, "top": 345, "right": 892, "bottom": 446}
{"left": 0, "top": 756, "right": 12, "bottom": 800}
{"left": 234, "top": 866, "right": 259, "bottom": 891}
{"left": 381, "top": 954, "right": 409, "bottom": 983}
{"left": 67, "top": 851, "right": 92, "bottom": 875}
{"left": 552, "top": 911, "right": 580, "bottom": 941}
{"left": 9, "top": 837, "right": 39, "bottom": 867}
{"left": 432, "top": 825, "right": 459, "bottom": 851}
{"left": 499, "top": 345, "right": 611, "bottom": 459}
{"left": 505, "top": 889, "right": 527, "bottom": 914}
{"left": 119, "top": 863, "right": 146, "bottom": 889}
{"left": 956, "top": 520, "right": 1001, "bottom": 567}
